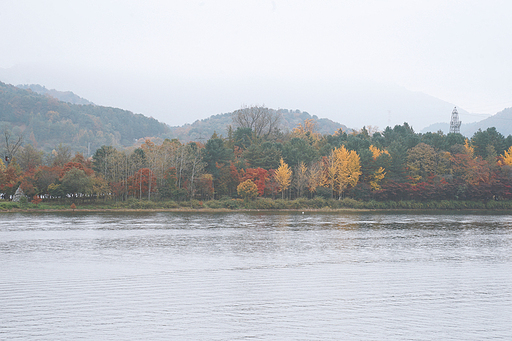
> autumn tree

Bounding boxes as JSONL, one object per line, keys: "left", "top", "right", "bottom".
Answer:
{"left": 90, "top": 175, "right": 110, "bottom": 201}
{"left": 334, "top": 146, "right": 361, "bottom": 198}
{"left": 406, "top": 143, "right": 437, "bottom": 182}
{"left": 306, "top": 161, "right": 323, "bottom": 196}
{"left": 293, "top": 162, "right": 308, "bottom": 198}
{"left": 369, "top": 145, "right": 389, "bottom": 160}
{"left": 128, "top": 168, "right": 157, "bottom": 200}
{"left": 364, "top": 145, "right": 390, "bottom": 190}
{"left": 274, "top": 158, "right": 292, "bottom": 199}
{"left": 500, "top": 146, "right": 512, "bottom": 166}
{"left": 292, "top": 118, "right": 321, "bottom": 141}
{"left": 240, "top": 168, "right": 268, "bottom": 196}
{"left": 237, "top": 179, "right": 259, "bottom": 201}
{"left": 322, "top": 146, "right": 361, "bottom": 199}
{"left": 370, "top": 167, "right": 386, "bottom": 190}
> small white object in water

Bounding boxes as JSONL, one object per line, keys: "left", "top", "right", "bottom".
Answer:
{"left": 302, "top": 212, "right": 304, "bottom": 214}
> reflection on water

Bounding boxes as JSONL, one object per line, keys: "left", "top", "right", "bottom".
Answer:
{"left": 1, "top": 212, "right": 511, "bottom": 340}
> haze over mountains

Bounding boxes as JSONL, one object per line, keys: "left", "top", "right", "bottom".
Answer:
{"left": 0, "top": 64, "right": 481, "bottom": 132}
{"left": 2, "top": 72, "right": 512, "bottom": 153}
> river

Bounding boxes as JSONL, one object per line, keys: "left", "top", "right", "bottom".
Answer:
{"left": 1, "top": 212, "right": 511, "bottom": 340}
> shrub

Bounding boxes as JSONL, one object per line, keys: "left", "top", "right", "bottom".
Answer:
{"left": 204, "top": 200, "right": 224, "bottom": 209}
{"left": 309, "top": 197, "right": 327, "bottom": 208}
{"left": 340, "top": 198, "right": 362, "bottom": 208}
{"left": 225, "top": 199, "right": 243, "bottom": 209}
{"left": 246, "top": 198, "right": 276, "bottom": 209}
{"left": 162, "top": 200, "right": 179, "bottom": 208}
{"left": 273, "top": 199, "right": 288, "bottom": 209}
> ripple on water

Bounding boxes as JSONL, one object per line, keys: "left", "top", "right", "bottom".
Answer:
{"left": 1, "top": 212, "right": 511, "bottom": 340}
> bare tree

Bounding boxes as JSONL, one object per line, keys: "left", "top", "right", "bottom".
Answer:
{"left": 3, "top": 130, "right": 23, "bottom": 165}
{"left": 232, "top": 106, "right": 281, "bottom": 138}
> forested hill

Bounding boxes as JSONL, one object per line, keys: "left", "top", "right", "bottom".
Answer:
{"left": 0, "top": 81, "right": 169, "bottom": 155}
{"left": 16, "top": 84, "right": 94, "bottom": 105}
{"left": 169, "top": 109, "right": 349, "bottom": 142}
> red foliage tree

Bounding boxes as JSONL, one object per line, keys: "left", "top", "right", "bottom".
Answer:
{"left": 59, "top": 161, "right": 94, "bottom": 179}
{"left": 240, "top": 168, "right": 268, "bottom": 196}
{"left": 31, "top": 195, "right": 43, "bottom": 205}
{"left": 128, "top": 168, "right": 157, "bottom": 199}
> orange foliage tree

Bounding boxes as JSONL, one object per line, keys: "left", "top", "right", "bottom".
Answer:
{"left": 128, "top": 168, "right": 157, "bottom": 199}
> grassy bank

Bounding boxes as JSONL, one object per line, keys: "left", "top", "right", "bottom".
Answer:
{"left": 2, "top": 197, "right": 512, "bottom": 212}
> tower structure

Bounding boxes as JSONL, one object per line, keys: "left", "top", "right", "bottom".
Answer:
{"left": 449, "top": 107, "right": 461, "bottom": 134}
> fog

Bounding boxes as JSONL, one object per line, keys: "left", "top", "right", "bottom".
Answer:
{"left": 1, "top": 1, "right": 511, "bottom": 129}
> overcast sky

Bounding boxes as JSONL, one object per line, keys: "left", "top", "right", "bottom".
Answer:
{"left": 1, "top": 0, "right": 512, "bottom": 129}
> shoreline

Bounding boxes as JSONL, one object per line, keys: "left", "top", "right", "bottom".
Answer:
{"left": 1, "top": 207, "right": 510, "bottom": 214}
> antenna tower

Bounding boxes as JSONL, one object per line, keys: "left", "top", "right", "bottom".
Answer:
{"left": 449, "top": 107, "right": 461, "bottom": 134}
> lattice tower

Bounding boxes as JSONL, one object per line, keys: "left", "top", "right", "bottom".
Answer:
{"left": 449, "top": 107, "right": 461, "bottom": 134}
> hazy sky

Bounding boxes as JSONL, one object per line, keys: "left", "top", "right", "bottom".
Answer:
{"left": 1, "top": 0, "right": 512, "bottom": 129}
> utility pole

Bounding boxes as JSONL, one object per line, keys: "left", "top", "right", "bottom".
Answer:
{"left": 449, "top": 107, "right": 462, "bottom": 134}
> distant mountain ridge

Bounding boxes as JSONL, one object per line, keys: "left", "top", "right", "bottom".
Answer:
{"left": 16, "top": 84, "right": 95, "bottom": 105}
{"left": 422, "top": 107, "right": 512, "bottom": 137}
{"left": 168, "top": 109, "right": 350, "bottom": 142}
{"left": 1, "top": 81, "right": 352, "bottom": 155}
{"left": 0, "top": 81, "right": 169, "bottom": 155}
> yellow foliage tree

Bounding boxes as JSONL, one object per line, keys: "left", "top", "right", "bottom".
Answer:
{"left": 464, "top": 139, "right": 475, "bottom": 157}
{"left": 294, "top": 162, "right": 308, "bottom": 197}
{"left": 274, "top": 158, "right": 292, "bottom": 199}
{"left": 90, "top": 175, "right": 110, "bottom": 201}
{"left": 500, "top": 146, "right": 512, "bottom": 166}
{"left": 307, "top": 161, "right": 323, "bottom": 195}
{"left": 406, "top": 143, "right": 437, "bottom": 183}
{"left": 292, "top": 119, "right": 320, "bottom": 141}
{"left": 322, "top": 146, "right": 361, "bottom": 198}
{"left": 370, "top": 167, "right": 386, "bottom": 190}
{"left": 369, "top": 145, "right": 390, "bottom": 160}
{"left": 237, "top": 179, "right": 259, "bottom": 201}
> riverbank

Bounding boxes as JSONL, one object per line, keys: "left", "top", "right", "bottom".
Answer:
{"left": 2, "top": 197, "right": 512, "bottom": 212}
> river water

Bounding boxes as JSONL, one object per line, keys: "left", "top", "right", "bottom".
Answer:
{"left": 1, "top": 212, "right": 511, "bottom": 340}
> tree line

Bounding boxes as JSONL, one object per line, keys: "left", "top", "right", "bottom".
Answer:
{"left": 2, "top": 106, "right": 512, "bottom": 204}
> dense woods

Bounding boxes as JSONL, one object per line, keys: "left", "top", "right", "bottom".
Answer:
{"left": 3, "top": 104, "right": 512, "bottom": 209}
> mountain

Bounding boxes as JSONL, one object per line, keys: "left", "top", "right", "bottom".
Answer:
{"left": 0, "top": 63, "right": 472, "bottom": 131}
{"left": 168, "top": 109, "right": 350, "bottom": 142}
{"left": 16, "top": 84, "right": 94, "bottom": 105}
{"left": 422, "top": 107, "right": 512, "bottom": 137}
{"left": 0, "top": 81, "right": 169, "bottom": 155}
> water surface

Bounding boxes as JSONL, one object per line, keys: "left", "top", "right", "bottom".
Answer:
{"left": 1, "top": 212, "right": 511, "bottom": 340}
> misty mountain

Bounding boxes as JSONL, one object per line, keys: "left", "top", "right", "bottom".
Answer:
{"left": 422, "top": 107, "right": 512, "bottom": 137}
{"left": 0, "top": 81, "right": 168, "bottom": 155}
{"left": 168, "top": 109, "right": 349, "bottom": 142}
{"left": 16, "top": 84, "right": 94, "bottom": 105}
{"left": 0, "top": 64, "right": 475, "bottom": 132}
